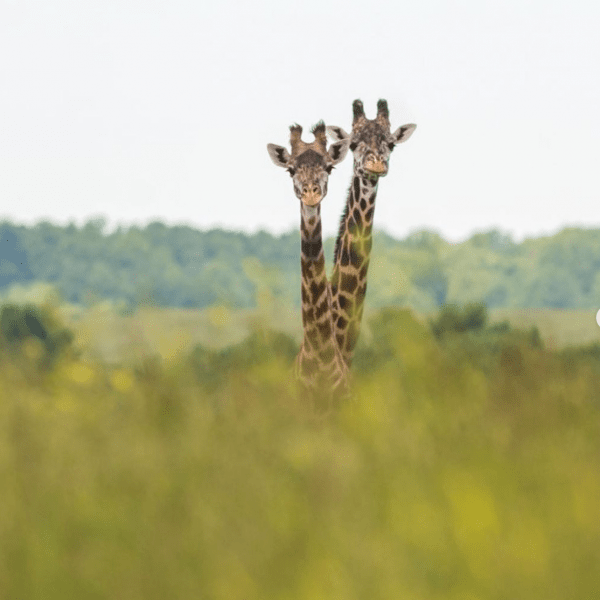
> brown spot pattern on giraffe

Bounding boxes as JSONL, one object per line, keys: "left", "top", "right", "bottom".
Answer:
{"left": 301, "top": 239, "right": 321, "bottom": 260}
{"left": 345, "top": 322, "right": 358, "bottom": 352}
{"left": 353, "top": 177, "right": 360, "bottom": 201}
{"left": 317, "top": 320, "right": 332, "bottom": 340}
{"left": 307, "top": 328, "right": 319, "bottom": 348}
{"left": 319, "top": 345, "right": 335, "bottom": 364}
{"left": 349, "top": 245, "right": 363, "bottom": 268}
{"left": 301, "top": 284, "right": 309, "bottom": 304}
{"left": 301, "top": 355, "right": 318, "bottom": 376}
{"left": 356, "top": 284, "right": 367, "bottom": 305}
{"left": 340, "top": 272, "right": 358, "bottom": 294}
{"left": 340, "top": 247, "right": 350, "bottom": 267}
{"left": 359, "top": 262, "right": 369, "bottom": 280}
{"left": 310, "top": 280, "right": 326, "bottom": 304}
{"left": 300, "top": 257, "right": 310, "bottom": 280}
{"left": 313, "top": 260, "right": 325, "bottom": 277}
{"left": 315, "top": 297, "right": 329, "bottom": 320}
{"left": 302, "top": 307, "right": 315, "bottom": 323}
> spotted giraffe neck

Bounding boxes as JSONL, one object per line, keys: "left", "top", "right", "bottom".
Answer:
{"left": 330, "top": 173, "right": 378, "bottom": 366}
{"left": 296, "top": 203, "right": 349, "bottom": 403}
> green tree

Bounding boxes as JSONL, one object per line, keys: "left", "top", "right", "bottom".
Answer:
{"left": 0, "top": 223, "right": 33, "bottom": 289}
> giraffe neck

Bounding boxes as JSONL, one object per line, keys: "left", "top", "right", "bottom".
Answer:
{"left": 297, "top": 203, "right": 348, "bottom": 399}
{"left": 330, "top": 173, "right": 379, "bottom": 365}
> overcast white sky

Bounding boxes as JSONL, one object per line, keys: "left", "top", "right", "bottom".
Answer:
{"left": 1, "top": 0, "right": 599, "bottom": 241}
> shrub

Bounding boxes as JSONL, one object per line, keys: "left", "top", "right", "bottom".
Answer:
{"left": 430, "top": 302, "right": 488, "bottom": 338}
{"left": 0, "top": 303, "right": 73, "bottom": 368}
{"left": 188, "top": 328, "right": 297, "bottom": 392}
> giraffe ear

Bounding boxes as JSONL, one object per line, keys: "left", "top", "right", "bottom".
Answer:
{"left": 391, "top": 123, "right": 417, "bottom": 146}
{"left": 326, "top": 125, "right": 350, "bottom": 142}
{"left": 267, "top": 144, "right": 291, "bottom": 168}
{"left": 328, "top": 139, "right": 349, "bottom": 166}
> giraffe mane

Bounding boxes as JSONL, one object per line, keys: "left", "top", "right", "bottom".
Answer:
{"left": 333, "top": 195, "right": 350, "bottom": 266}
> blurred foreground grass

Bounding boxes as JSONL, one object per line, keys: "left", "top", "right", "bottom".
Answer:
{"left": 1, "top": 305, "right": 599, "bottom": 599}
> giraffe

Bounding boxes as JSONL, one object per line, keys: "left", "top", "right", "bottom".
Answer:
{"left": 327, "top": 99, "right": 416, "bottom": 366}
{"left": 267, "top": 122, "right": 350, "bottom": 407}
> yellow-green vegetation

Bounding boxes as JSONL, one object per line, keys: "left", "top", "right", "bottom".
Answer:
{"left": 1, "top": 304, "right": 599, "bottom": 599}
{"left": 61, "top": 303, "right": 600, "bottom": 368}
{"left": 491, "top": 307, "right": 600, "bottom": 349}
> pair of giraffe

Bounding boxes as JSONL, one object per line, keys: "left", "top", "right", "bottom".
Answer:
{"left": 267, "top": 99, "right": 416, "bottom": 407}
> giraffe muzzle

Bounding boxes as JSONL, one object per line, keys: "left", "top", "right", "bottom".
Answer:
{"left": 301, "top": 189, "right": 323, "bottom": 206}
{"left": 364, "top": 159, "right": 388, "bottom": 176}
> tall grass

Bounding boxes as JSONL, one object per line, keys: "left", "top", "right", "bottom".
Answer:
{"left": 0, "top": 306, "right": 599, "bottom": 599}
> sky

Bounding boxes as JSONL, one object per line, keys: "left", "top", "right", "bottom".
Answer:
{"left": 1, "top": 0, "right": 599, "bottom": 242}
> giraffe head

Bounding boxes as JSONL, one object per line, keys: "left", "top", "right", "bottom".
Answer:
{"left": 327, "top": 99, "right": 416, "bottom": 181}
{"left": 267, "top": 122, "right": 349, "bottom": 206}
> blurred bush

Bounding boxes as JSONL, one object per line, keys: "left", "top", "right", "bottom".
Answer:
{"left": 430, "top": 302, "right": 489, "bottom": 337}
{"left": 0, "top": 305, "right": 599, "bottom": 599}
{"left": 423, "top": 303, "right": 542, "bottom": 376}
{"left": 0, "top": 302, "right": 74, "bottom": 369}
{"left": 187, "top": 328, "right": 297, "bottom": 393}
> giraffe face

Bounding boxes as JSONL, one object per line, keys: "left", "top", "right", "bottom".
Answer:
{"left": 351, "top": 121, "right": 395, "bottom": 179}
{"left": 267, "top": 122, "right": 349, "bottom": 206}
{"left": 327, "top": 100, "right": 416, "bottom": 181}
{"left": 290, "top": 149, "right": 331, "bottom": 206}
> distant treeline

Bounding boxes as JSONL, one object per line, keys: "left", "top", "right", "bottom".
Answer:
{"left": 2, "top": 219, "right": 600, "bottom": 311}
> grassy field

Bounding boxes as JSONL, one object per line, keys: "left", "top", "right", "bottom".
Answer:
{"left": 1, "top": 304, "right": 599, "bottom": 599}
{"left": 490, "top": 308, "right": 600, "bottom": 349}
{"left": 63, "top": 303, "right": 299, "bottom": 364}
{"left": 63, "top": 304, "right": 600, "bottom": 365}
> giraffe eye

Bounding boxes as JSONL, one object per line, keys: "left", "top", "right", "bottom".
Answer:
{"left": 325, "top": 165, "right": 333, "bottom": 174}
{"left": 287, "top": 168, "right": 296, "bottom": 177}
{"left": 349, "top": 142, "right": 358, "bottom": 152}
